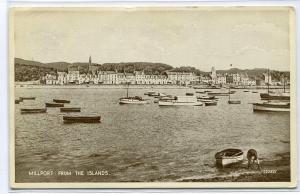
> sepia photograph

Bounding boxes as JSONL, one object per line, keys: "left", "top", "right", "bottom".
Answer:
{"left": 10, "top": 6, "right": 296, "bottom": 188}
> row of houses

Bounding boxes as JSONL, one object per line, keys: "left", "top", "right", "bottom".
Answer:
{"left": 42, "top": 69, "right": 196, "bottom": 85}
{"left": 42, "top": 65, "right": 285, "bottom": 86}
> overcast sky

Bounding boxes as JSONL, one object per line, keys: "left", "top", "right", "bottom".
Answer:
{"left": 14, "top": 7, "right": 292, "bottom": 71}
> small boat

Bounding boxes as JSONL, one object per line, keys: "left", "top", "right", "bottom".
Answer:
{"left": 148, "top": 92, "right": 160, "bottom": 97}
{"left": 207, "top": 92, "right": 230, "bottom": 96}
{"left": 119, "top": 96, "right": 149, "bottom": 104}
{"left": 197, "top": 96, "right": 217, "bottom": 100}
{"left": 253, "top": 69, "right": 290, "bottom": 112}
{"left": 45, "top": 103, "right": 64, "bottom": 107}
{"left": 215, "top": 148, "right": 244, "bottom": 167}
{"left": 53, "top": 99, "right": 71, "bottom": 103}
{"left": 63, "top": 116, "right": 101, "bottom": 123}
{"left": 120, "top": 83, "right": 149, "bottom": 104}
{"left": 186, "top": 92, "right": 194, "bottom": 96}
{"left": 228, "top": 100, "right": 241, "bottom": 104}
{"left": 144, "top": 91, "right": 156, "bottom": 96}
{"left": 228, "top": 86, "right": 241, "bottom": 105}
{"left": 195, "top": 91, "right": 205, "bottom": 94}
{"left": 204, "top": 101, "right": 217, "bottom": 106}
{"left": 159, "top": 96, "right": 203, "bottom": 106}
{"left": 21, "top": 108, "right": 47, "bottom": 114}
{"left": 154, "top": 93, "right": 168, "bottom": 98}
{"left": 252, "top": 91, "right": 258, "bottom": 93}
{"left": 20, "top": 97, "right": 36, "bottom": 100}
{"left": 243, "top": 90, "right": 250, "bottom": 92}
{"left": 15, "top": 99, "right": 20, "bottom": 104}
{"left": 204, "top": 90, "right": 212, "bottom": 93}
{"left": 260, "top": 93, "right": 290, "bottom": 101}
{"left": 60, "top": 107, "right": 81, "bottom": 112}
{"left": 253, "top": 102, "right": 290, "bottom": 112}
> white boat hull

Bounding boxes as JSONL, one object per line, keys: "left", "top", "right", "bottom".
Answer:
{"left": 253, "top": 104, "right": 290, "bottom": 112}
{"left": 216, "top": 155, "right": 244, "bottom": 166}
{"left": 119, "top": 99, "right": 149, "bottom": 104}
{"left": 158, "top": 101, "right": 203, "bottom": 106}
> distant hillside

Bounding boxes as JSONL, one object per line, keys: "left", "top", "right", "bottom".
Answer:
{"left": 14, "top": 58, "right": 290, "bottom": 82}
{"left": 217, "top": 68, "right": 290, "bottom": 81}
{"left": 99, "top": 62, "right": 173, "bottom": 75}
{"left": 14, "top": 58, "right": 174, "bottom": 81}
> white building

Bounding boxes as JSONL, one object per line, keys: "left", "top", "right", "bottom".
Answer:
{"left": 57, "top": 72, "right": 67, "bottom": 85}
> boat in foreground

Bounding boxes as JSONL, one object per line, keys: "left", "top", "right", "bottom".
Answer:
{"left": 21, "top": 108, "right": 47, "bottom": 114}
{"left": 45, "top": 103, "right": 64, "bottom": 107}
{"left": 215, "top": 148, "right": 244, "bottom": 167}
{"left": 60, "top": 107, "right": 81, "bottom": 112}
{"left": 253, "top": 102, "right": 290, "bottom": 112}
{"left": 53, "top": 99, "right": 71, "bottom": 103}
{"left": 63, "top": 116, "right": 101, "bottom": 123}
{"left": 159, "top": 96, "right": 203, "bottom": 106}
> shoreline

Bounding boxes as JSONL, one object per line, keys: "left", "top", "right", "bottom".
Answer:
{"left": 178, "top": 152, "right": 290, "bottom": 182}
{"left": 14, "top": 84, "right": 290, "bottom": 90}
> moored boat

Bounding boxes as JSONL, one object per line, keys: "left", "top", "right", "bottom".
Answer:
{"left": 228, "top": 86, "right": 241, "bottom": 105}
{"left": 60, "top": 107, "right": 81, "bottom": 112}
{"left": 260, "top": 93, "right": 290, "bottom": 101}
{"left": 204, "top": 101, "right": 217, "bottom": 106}
{"left": 144, "top": 91, "right": 156, "bottom": 96}
{"left": 215, "top": 149, "right": 244, "bottom": 167}
{"left": 119, "top": 96, "right": 149, "bottom": 104}
{"left": 228, "top": 100, "right": 241, "bottom": 104}
{"left": 63, "top": 116, "right": 101, "bottom": 123}
{"left": 53, "top": 99, "right": 71, "bottom": 103}
{"left": 253, "top": 102, "right": 290, "bottom": 112}
{"left": 21, "top": 108, "right": 47, "bottom": 114}
{"left": 45, "top": 103, "right": 64, "bottom": 107}
{"left": 159, "top": 96, "right": 203, "bottom": 106}
{"left": 186, "top": 92, "right": 194, "bottom": 96}
{"left": 197, "top": 95, "right": 217, "bottom": 100}
{"left": 20, "top": 97, "right": 36, "bottom": 100}
{"left": 207, "top": 92, "right": 231, "bottom": 96}
{"left": 120, "top": 83, "right": 149, "bottom": 104}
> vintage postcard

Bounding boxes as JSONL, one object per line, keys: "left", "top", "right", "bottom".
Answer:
{"left": 10, "top": 6, "right": 296, "bottom": 188}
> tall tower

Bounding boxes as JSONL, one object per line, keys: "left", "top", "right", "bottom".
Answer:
{"left": 211, "top": 66, "right": 217, "bottom": 79}
{"left": 88, "top": 56, "right": 92, "bottom": 73}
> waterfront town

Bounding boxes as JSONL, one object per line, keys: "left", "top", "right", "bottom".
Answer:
{"left": 36, "top": 57, "right": 288, "bottom": 87}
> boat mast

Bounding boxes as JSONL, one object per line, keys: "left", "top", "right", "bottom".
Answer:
{"left": 126, "top": 82, "right": 129, "bottom": 98}
{"left": 267, "top": 69, "right": 270, "bottom": 102}
{"left": 228, "top": 85, "right": 231, "bottom": 101}
{"left": 283, "top": 76, "right": 286, "bottom": 93}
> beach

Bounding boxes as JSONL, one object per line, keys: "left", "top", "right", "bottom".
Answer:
{"left": 179, "top": 152, "right": 290, "bottom": 182}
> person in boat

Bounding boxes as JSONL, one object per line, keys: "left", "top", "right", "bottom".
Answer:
{"left": 247, "top": 149, "right": 260, "bottom": 170}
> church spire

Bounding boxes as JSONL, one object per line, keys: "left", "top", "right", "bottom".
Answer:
{"left": 88, "top": 55, "right": 91, "bottom": 73}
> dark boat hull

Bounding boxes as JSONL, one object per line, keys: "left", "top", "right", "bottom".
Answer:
{"left": 21, "top": 108, "right": 47, "bottom": 114}
{"left": 53, "top": 99, "right": 71, "bottom": 103}
{"left": 260, "top": 93, "right": 290, "bottom": 101}
{"left": 46, "top": 103, "right": 64, "bottom": 107}
{"left": 253, "top": 103, "right": 290, "bottom": 112}
{"left": 205, "top": 102, "right": 217, "bottom": 106}
{"left": 228, "top": 100, "right": 241, "bottom": 104}
{"left": 60, "top": 108, "right": 81, "bottom": 112}
{"left": 20, "top": 97, "right": 36, "bottom": 100}
{"left": 63, "top": 116, "right": 101, "bottom": 123}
